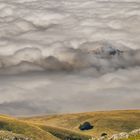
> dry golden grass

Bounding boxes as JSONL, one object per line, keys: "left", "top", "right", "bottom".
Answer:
{"left": 24, "top": 110, "right": 140, "bottom": 137}
{"left": 0, "top": 110, "right": 139, "bottom": 140}
{"left": 0, "top": 115, "right": 59, "bottom": 140}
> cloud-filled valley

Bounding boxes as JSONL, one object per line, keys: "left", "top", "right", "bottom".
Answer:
{"left": 0, "top": 0, "right": 140, "bottom": 116}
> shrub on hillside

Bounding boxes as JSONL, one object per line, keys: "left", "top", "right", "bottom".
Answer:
{"left": 101, "top": 133, "right": 107, "bottom": 137}
{"left": 79, "top": 122, "right": 93, "bottom": 131}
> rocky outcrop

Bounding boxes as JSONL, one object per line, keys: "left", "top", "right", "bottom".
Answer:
{"left": 109, "top": 132, "right": 129, "bottom": 140}
{"left": 109, "top": 128, "right": 140, "bottom": 140}
{"left": 89, "top": 128, "right": 140, "bottom": 140}
{"left": 129, "top": 128, "right": 140, "bottom": 136}
{"left": 0, "top": 131, "right": 31, "bottom": 140}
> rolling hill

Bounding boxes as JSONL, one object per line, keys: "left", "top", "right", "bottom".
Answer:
{"left": 23, "top": 110, "right": 140, "bottom": 138}
{"left": 0, "top": 115, "right": 59, "bottom": 140}
{"left": 0, "top": 110, "right": 139, "bottom": 140}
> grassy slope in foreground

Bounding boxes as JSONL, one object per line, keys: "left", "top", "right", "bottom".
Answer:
{"left": 0, "top": 115, "right": 59, "bottom": 140}
{"left": 24, "top": 110, "right": 140, "bottom": 137}
{"left": 123, "top": 135, "right": 140, "bottom": 140}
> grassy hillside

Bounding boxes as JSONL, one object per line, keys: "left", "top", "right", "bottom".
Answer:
{"left": 123, "top": 135, "right": 140, "bottom": 140}
{"left": 0, "top": 110, "right": 139, "bottom": 140}
{"left": 24, "top": 110, "right": 140, "bottom": 137}
{"left": 38, "top": 125, "right": 91, "bottom": 140}
{"left": 0, "top": 115, "right": 59, "bottom": 140}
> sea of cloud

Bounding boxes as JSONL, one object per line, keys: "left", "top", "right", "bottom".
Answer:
{"left": 0, "top": 0, "right": 140, "bottom": 116}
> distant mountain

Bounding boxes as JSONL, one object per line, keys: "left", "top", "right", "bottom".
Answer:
{"left": 80, "top": 41, "right": 130, "bottom": 57}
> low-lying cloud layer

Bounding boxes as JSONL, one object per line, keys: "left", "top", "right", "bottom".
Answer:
{"left": 0, "top": 44, "right": 140, "bottom": 75}
{"left": 0, "top": 0, "right": 140, "bottom": 116}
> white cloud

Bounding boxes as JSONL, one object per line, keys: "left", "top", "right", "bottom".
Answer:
{"left": 0, "top": 0, "right": 140, "bottom": 115}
